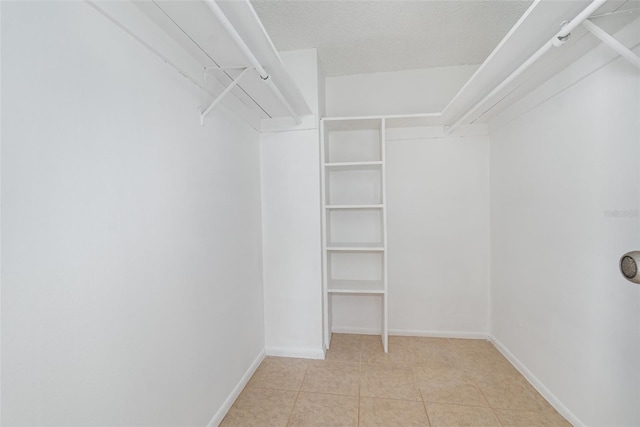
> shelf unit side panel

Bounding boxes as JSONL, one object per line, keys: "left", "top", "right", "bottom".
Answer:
{"left": 320, "top": 121, "right": 331, "bottom": 350}
{"left": 381, "top": 118, "right": 389, "bottom": 353}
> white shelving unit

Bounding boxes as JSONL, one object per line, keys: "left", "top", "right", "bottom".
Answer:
{"left": 321, "top": 117, "right": 388, "bottom": 353}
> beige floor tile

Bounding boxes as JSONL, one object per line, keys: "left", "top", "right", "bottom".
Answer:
{"left": 359, "top": 334, "right": 385, "bottom": 347}
{"left": 447, "top": 338, "right": 496, "bottom": 355}
{"left": 412, "top": 363, "right": 473, "bottom": 384}
{"left": 225, "top": 336, "right": 566, "bottom": 426}
{"left": 494, "top": 407, "right": 571, "bottom": 426}
{"left": 456, "top": 347, "right": 520, "bottom": 380}
{"left": 476, "top": 373, "right": 549, "bottom": 411}
{"left": 248, "top": 357, "right": 310, "bottom": 391}
{"left": 288, "top": 392, "right": 358, "bottom": 426}
{"left": 326, "top": 334, "right": 361, "bottom": 362}
{"left": 331, "top": 333, "right": 363, "bottom": 344}
{"left": 220, "top": 388, "right": 297, "bottom": 427}
{"left": 360, "top": 363, "right": 421, "bottom": 401}
{"left": 412, "top": 347, "right": 465, "bottom": 369}
{"left": 426, "top": 402, "right": 501, "bottom": 427}
{"left": 359, "top": 397, "right": 430, "bottom": 426}
{"left": 301, "top": 361, "right": 360, "bottom": 396}
{"left": 361, "top": 336, "right": 418, "bottom": 366}
{"left": 419, "top": 381, "right": 489, "bottom": 407}
{"left": 408, "top": 337, "right": 453, "bottom": 354}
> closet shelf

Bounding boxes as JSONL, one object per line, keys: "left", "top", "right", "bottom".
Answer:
{"left": 326, "top": 243, "right": 384, "bottom": 252}
{"left": 327, "top": 280, "right": 385, "bottom": 295}
{"left": 325, "top": 161, "right": 383, "bottom": 171}
{"left": 326, "top": 204, "right": 383, "bottom": 210}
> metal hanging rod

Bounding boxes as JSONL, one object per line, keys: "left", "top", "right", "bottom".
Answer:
{"left": 445, "top": 0, "right": 608, "bottom": 135}
{"left": 202, "top": 0, "right": 302, "bottom": 125}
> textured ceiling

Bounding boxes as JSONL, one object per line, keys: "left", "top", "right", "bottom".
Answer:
{"left": 251, "top": 0, "right": 534, "bottom": 76}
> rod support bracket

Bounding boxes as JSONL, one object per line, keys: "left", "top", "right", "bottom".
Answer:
{"left": 200, "top": 66, "right": 252, "bottom": 126}
{"left": 553, "top": 20, "right": 572, "bottom": 47}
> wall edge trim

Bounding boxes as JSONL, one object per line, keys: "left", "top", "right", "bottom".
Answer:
{"left": 207, "top": 348, "right": 266, "bottom": 427}
{"left": 489, "top": 335, "right": 585, "bottom": 427}
{"left": 266, "top": 346, "right": 326, "bottom": 360}
{"left": 331, "top": 326, "right": 489, "bottom": 339}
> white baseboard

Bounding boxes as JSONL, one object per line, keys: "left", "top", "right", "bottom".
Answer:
{"left": 266, "top": 346, "right": 325, "bottom": 360}
{"left": 207, "top": 348, "right": 266, "bottom": 427}
{"left": 390, "top": 329, "right": 489, "bottom": 339}
{"left": 331, "top": 326, "right": 381, "bottom": 335}
{"left": 489, "top": 336, "right": 584, "bottom": 427}
{"left": 331, "top": 325, "right": 489, "bottom": 340}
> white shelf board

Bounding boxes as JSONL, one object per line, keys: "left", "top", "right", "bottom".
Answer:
{"left": 326, "top": 204, "right": 383, "bottom": 210}
{"left": 325, "top": 161, "right": 383, "bottom": 171}
{"left": 327, "top": 280, "right": 385, "bottom": 295}
{"left": 322, "top": 117, "right": 382, "bottom": 132}
{"left": 326, "top": 243, "right": 384, "bottom": 252}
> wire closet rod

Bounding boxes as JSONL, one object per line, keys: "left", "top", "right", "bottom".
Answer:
{"left": 446, "top": 0, "right": 608, "bottom": 134}
{"left": 203, "top": 0, "right": 302, "bottom": 124}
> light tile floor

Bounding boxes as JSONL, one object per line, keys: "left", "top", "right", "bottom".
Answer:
{"left": 220, "top": 334, "right": 571, "bottom": 426}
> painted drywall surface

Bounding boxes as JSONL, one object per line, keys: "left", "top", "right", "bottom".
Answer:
{"left": 325, "top": 65, "right": 478, "bottom": 117}
{"left": 331, "top": 135, "right": 490, "bottom": 335}
{"left": 252, "top": 1, "right": 531, "bottom": 77}
{"left": 490, "top": 46, "right": 640, "bottom": 425}
{"left": 1, "top": 2, "right": 264, "bottom": 425}
{"left": 318, "top": 58, "right": 327, "bottom": 118}
{"left": 260, "top": 129, "right": 323, "bottom": 357}
{"left": 279, "top": 49, "right": 320, "bottom": 116}
{"left": 260, "top": 49, "right": 323, "bottom": 357}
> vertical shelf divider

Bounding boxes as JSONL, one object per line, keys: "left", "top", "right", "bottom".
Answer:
{"left": 320, "top": 120, "right": 331, "bottom": 352}
{"left": 381, "top": 118, "right": 389, "bottom": 353}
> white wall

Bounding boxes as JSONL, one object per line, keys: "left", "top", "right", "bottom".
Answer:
{"left": 387, "top": 134, "right": 490, "bottom": 335}
{"left": 325, "top": 65, "right": 478, "bottom": 117}
{"left": 331, "top": 131, "right": 490, "bottom": 336}
{"left": 1, "top": 2, "right": 264, "bottom": 425}
{"left": 489, "top": 26, "right": 640, "bottom": 426}
{"left": 261, "top": 49, "right": 324, "bottom": 358}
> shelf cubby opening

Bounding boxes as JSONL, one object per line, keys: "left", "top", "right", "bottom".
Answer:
{"left": 325, "top": 168, "right": 383, "bottom": 206}
{"left": 323, "top": 119, "right": 382, "bottom": 164}
{"left": 327, "top": 208, "right": 383, "bottom": 247}
{"left": 327, "top": 251, "right": 384, "bottom": 294}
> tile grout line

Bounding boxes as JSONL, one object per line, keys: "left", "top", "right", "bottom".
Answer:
{"left": 412, "top": 365, "right": 433, "bottom": 426}
{"left": 467, "top": 365, "right": 504, "bottom": 426}
{"left": 284, "top": 362, "right": 310, "bottom": 427}
{"left": 275, "top": 335, "right": 563, "bottom": 426}
{"left": 451, "top": 338, "right": 505, "bottom": 427}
